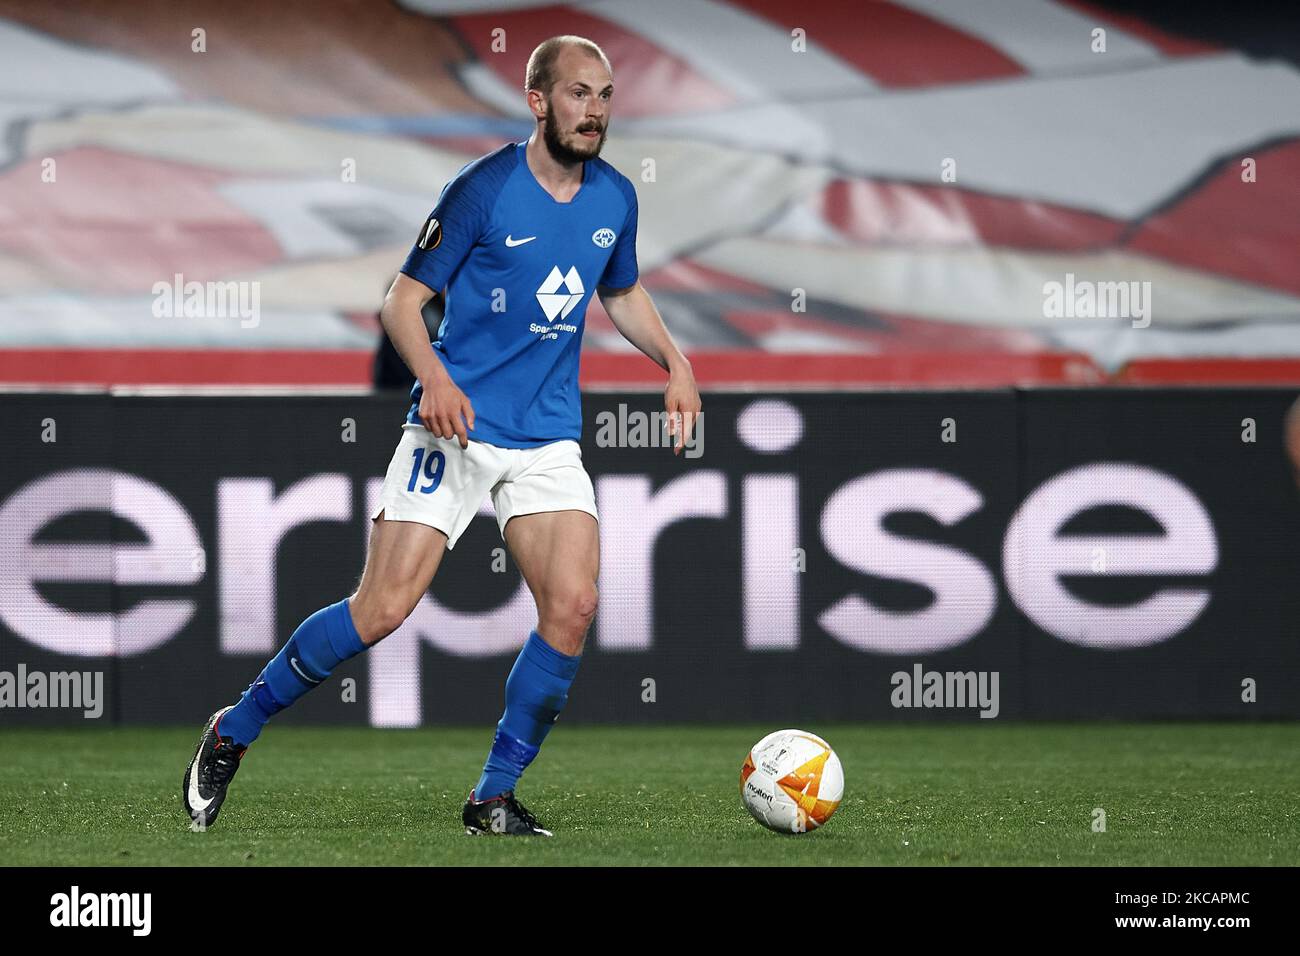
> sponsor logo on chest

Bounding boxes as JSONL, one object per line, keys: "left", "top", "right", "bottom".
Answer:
{"left": 531, "top": 265, "right": 583, "bottom": 340}
{"left": 504, "top": 225, "right": 617, "bottom": 340}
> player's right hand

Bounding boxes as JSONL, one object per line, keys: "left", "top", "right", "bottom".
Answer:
{"left": 419, "top": 377, "right": 475, "bottom": 449}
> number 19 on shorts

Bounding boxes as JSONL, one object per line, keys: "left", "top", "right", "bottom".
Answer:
{"left": 407, "top": 447, "right": 446, "bottom": 494}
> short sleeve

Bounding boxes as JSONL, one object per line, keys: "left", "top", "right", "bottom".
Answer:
{"left": 400, "top": 173, "right": 489, "bottom": 294}
{"left": 599, "top": 181, "right": 639, "bottom": 290}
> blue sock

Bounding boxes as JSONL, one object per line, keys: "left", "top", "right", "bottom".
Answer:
{"left": 474, "top": 630, "right": 582, "bottom": 800}
{"left": 218, "top": 598, "right": 367, "bottom": 747}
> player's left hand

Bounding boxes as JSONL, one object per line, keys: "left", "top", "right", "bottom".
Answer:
{"left": 664, "top": 367, "right": 701, "bottom": 456}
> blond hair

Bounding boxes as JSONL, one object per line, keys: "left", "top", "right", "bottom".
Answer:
{"left": 525, "top": 36, "right": 611, "bottom": 95}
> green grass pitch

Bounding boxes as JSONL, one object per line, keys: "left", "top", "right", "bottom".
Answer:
{"left": 1, "top": 723, "right": 1297, "bottom": 866}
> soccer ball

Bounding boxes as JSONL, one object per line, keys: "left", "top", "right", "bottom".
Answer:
{"left": 740, "top": 728, "right": 844, "bottom": 833}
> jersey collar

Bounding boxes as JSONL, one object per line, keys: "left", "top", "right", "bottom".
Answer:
{"left": 517, "top": 140, "right": 588, "bottom": 205}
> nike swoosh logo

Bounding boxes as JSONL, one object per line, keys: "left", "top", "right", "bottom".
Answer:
{"left": 505, "top": 235, "right": 536, "bottom": 247}
{"left": 290, "top": 657, "right": 322, "bottom": 685}
{"left": 187, "top": 752, "right": 213, "bottom": 813}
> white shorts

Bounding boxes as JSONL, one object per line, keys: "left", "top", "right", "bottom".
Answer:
{"left": 371, "top": 423, "right": 598, "bottom": 549}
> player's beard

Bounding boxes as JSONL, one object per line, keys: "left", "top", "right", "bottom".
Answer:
{"left": 542, "top": 102, "right": 605, "bottom": 165}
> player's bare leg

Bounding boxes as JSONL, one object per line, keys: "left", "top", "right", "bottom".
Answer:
{"left": 349, "top": 509, "right": 448, "bottom": 645}
{"left": 504, "top": 509, "right": 600, "bottom": 656}
{"left": 463, "top": 509, "right": 598, "bottom": 835}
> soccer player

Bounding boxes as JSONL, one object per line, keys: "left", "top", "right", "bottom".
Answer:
{"left": 183, "top": 35, "right": 699, "bottom": 836}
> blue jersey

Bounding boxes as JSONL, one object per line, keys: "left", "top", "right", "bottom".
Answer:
{"left": 399, "top": 140, "right": 639, "bottom": 447}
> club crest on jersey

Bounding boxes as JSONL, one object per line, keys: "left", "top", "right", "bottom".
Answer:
{"left": 416, "top": 216, "right": 442, "bottom": 251}
{"left": 592, "top": 227, "right": 616, "bottom": 248}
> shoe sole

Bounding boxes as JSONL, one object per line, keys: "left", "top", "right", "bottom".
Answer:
{"left": 461, "top": 822, "right": 553, "bottom": 837}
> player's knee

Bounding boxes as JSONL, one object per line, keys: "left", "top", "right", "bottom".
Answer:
{"left": 580, "top": 585, "right": 599, "bottom": 624}
{"left": 352, "top": 593, "right": 412, "bottom": 644}
{"left": 548, "top": 584, "right": 598, "bottom": 637}
{"left": 376, "top": 595, "right": 417, "bottom": 640}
